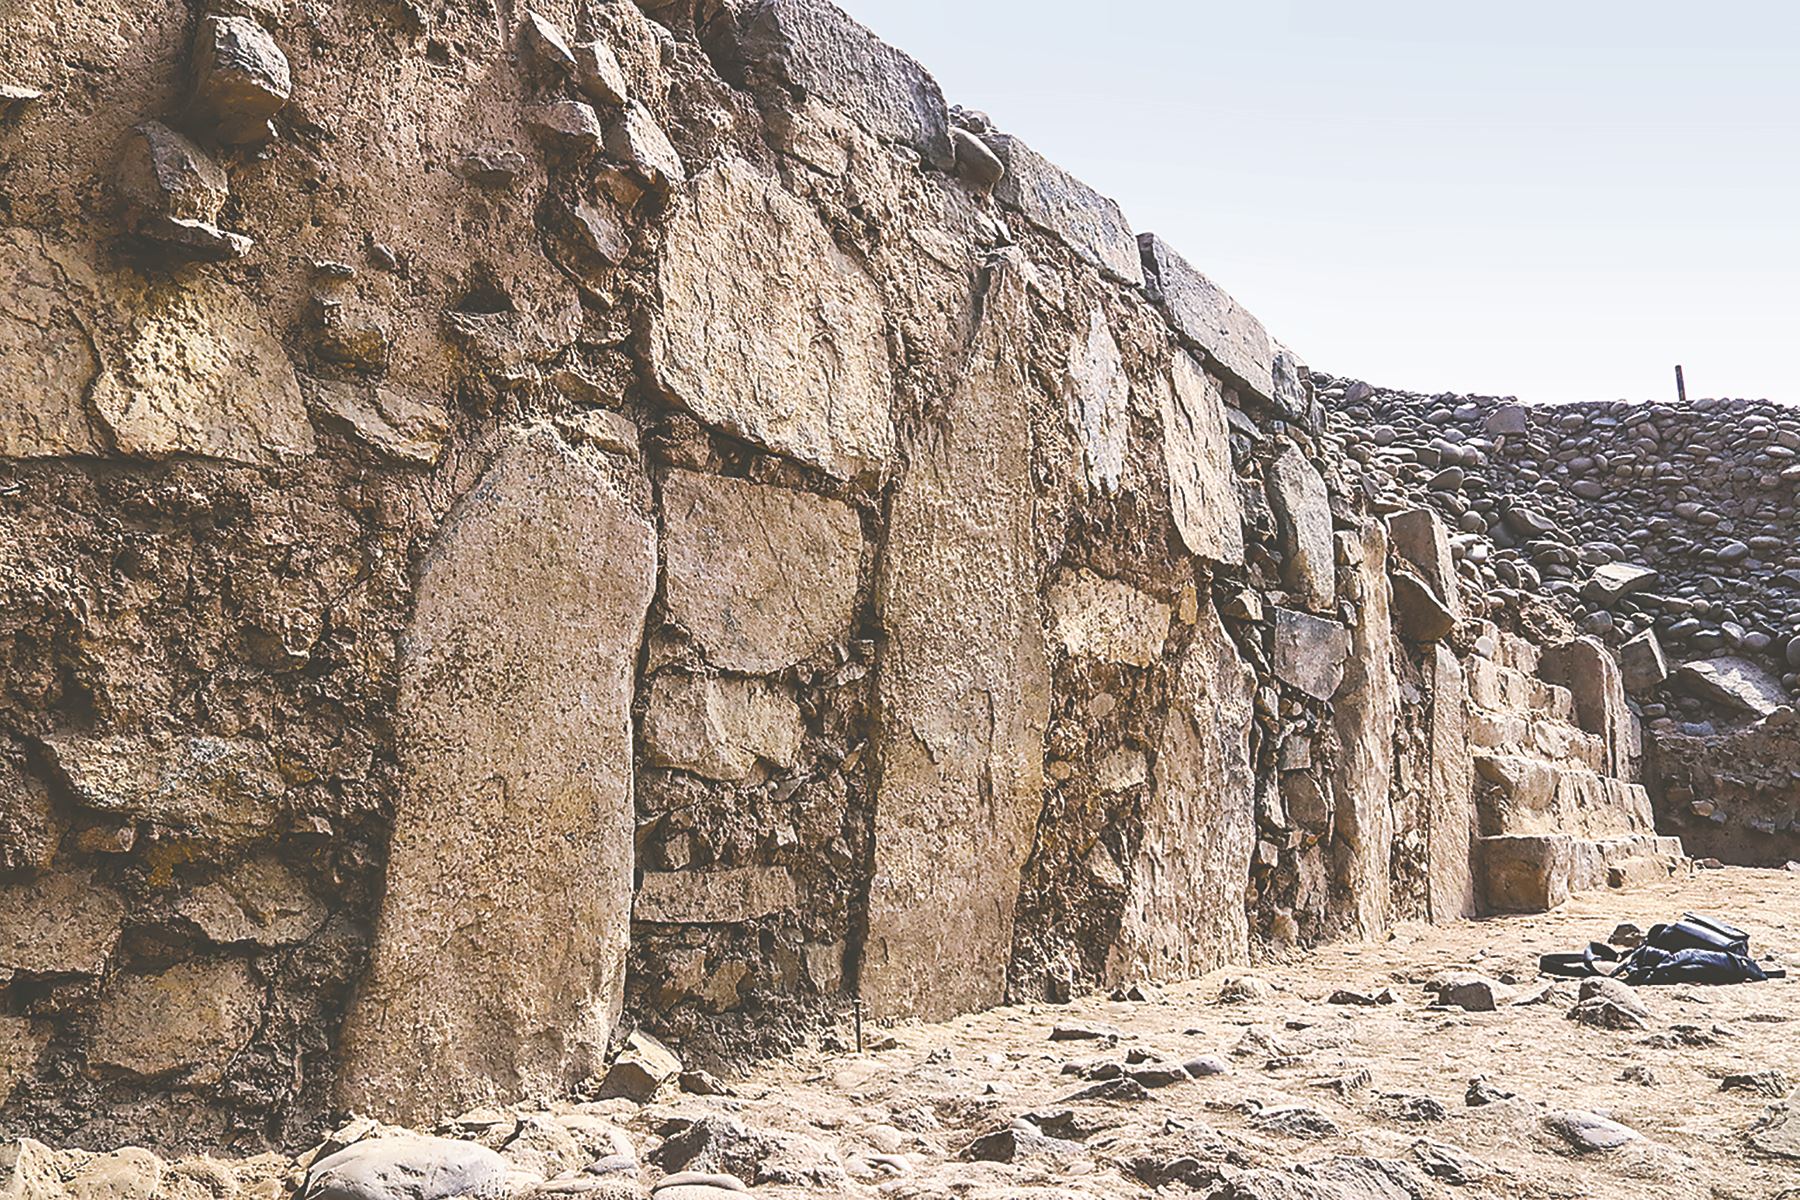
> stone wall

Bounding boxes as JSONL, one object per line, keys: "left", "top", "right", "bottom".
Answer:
{"left": 0, "top": 0, "right": 1681, "bottom": 1151}
{"left": 1323, "top": 379, "right": 1798, "bottom": 867}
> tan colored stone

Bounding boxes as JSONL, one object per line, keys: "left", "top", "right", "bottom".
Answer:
{"left": 660, "top": 469, "right": 863, "bottom": 674}
{"left": 635, "top": 866, "right": 798, "bottom": 925}
{"left": 338, "top": 428, "right": 656, "bottom": 1124}
{"left": 1426, "top": 646, "right": 1477, "bottom": 922}
{"left": 1108, "top": 600, "right": 1256, "bottom": 981}
{"left": 1063, "top": 305, "right": 1128, "bottom": 494}
{"left": 0, "top": 870, "right": 125, "bottom": 976}
{"left": 1330, "top": 520, "right": 1397, "bottom": 939}
{"left": 89, "top": 959, "right": 261, "bottom": 1082}
{"left": 862, "top": 254, "right": 1050, "bottom": 1021}
{"left": 0, "top": 228, "right": 104, "bottom": 457}
{"left": 1160, "top": 351, "right": 1246, "bottom": 565}
{"left": 1045, "top": 568, "right": 1171, "bottom": 667}
{"left": 65, "top": 1148, "right": 162, "bottom": 1200}
{"left": 304, "top": 378, "right": 449, "bottom": 466}
{"left": 1268, "top": 438, "right": 1334, "bottom": 613}
{"left": 648, "top": 157, "right": 895, "bottom": 481}
{"left": 1541, "top": 636, "right": 1639, "bottom": 778}
{"left": 88, "top": 272, "right": 313, "bottom": 464}
{"left": 42, "top": 733, "right": 285, "bottom": 846}
{"left": 641, "top": 673, "right": 805, "bottom": 783}
{"left": 175, "top": 857, "right": 327, "bottom": 946}
{"left": 1388, "top": 507, "right": 1462, "bottom": 618}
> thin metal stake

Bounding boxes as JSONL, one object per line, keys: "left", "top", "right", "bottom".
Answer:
{"left": 1675, "top": 364, "right": 1687, "bottom": 404}
{"left": 852, "top": 997, "right": 864, "bottom": 1053}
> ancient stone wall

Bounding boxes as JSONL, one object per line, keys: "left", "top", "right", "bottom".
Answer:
{"left": 0, "top": 0, "right": 1682, "bottom": 1151}
{"left": 1325, "top": 380, "right": 1798, "bottom": 867}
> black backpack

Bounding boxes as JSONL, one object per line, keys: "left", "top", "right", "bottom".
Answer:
{"left": 1540, "top": 913, "right": 1787, "bottom": 985}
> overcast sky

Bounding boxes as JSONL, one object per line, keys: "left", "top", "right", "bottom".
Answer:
{"left": 839, "top": 0, "right": 1798, "bottom": 405}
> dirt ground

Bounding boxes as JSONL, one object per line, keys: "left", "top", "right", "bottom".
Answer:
{"left": 664, "top": 866, "right": 1800, "bottom": 1199}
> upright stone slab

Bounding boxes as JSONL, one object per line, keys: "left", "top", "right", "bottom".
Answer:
{"left": 863, "top": 255, "right": 1050, "bottom": 1021}
{"left": 1063, "top": 304, "right": 1128, "bottom": 494}
{"left": 1268, "top": 439, "right": 1335, "bottom": 613}
{"left": 1107, "top": 601, "right": 1257, "bottom": 981}
{"left": 740, "top": 0, "right": 954, "bottom": 172}
{"left": 1388, "top": 507, "right": 1462, "bottom": 619}
{"left": 1138, "top": 233, "right": 1274, "bottom": 403}
{"left": 339, "top": 429, "right": 656, "bottom": 1124}
{"left": 647, "top": 156, "right": 894, "bottom": 481}
{"left": 1426, "top": 646, "right": 1477, "bottom": 922}
{"left": 988, "top": 133, "right": 1143, "bottom": 286}
{"left": 1160, "top": 351, "right": 1246, "bottom": 565}
{"left": 1330, "top": 521, "right": 1398, "bottom": 939}
{"left": 659, "top": 468, "right": 864, "bottom": 674}
{"left": 1541, "top": 636, "right": 1637, "bottom": 779}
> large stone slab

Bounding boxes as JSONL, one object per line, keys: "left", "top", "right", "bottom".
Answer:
{"left": 635, "top": 866, "right": 798, "bottom": 925}
{"left": 1672, "top": 655, "right": 1788, "bottom": 718}
{"left": 339, "top": 428, "right": 656, "bottom": 1123}
{"left": 1583, "top": 562, "right": 1659, "bottom": 606}
{"left": 1272, "top": 607, "right": 1350, "bottom": 702}
{"left": 87, "top": 268, "right": 314, "bottom": 464}
{"left": 42, "top": 733, "right": 285, "bottom": 846}
{"left": 1063, "top": 304, "right": 1128, "bottom": 494}
{"left": 1267, "top": 439, "right": 1334, "bottom": 613}
{"left": 1388, "top": 507, "right": 1462, "bottom": 618}
{"left": 740, "top": 0, "right": 954, "bottom": 171}
{"left": 648, "top": 156, "right": 894, "bottom": 481}
{"left": 1426, "top": 646, "right": 1477, "bottom": 922}
{"left": 641, "top": 672, "right": 805, "bottom": 782}
{"left": 1329, "top": 521, "right": 1398, "bottom": 939}
{"left": 1045, "top": 568, "right": 1171, "bottom": 668}
{"left": 862, "top": 254, "right": 1050, "bottom": 1020}
{"left": 0, "top": 871, "right": 125, "bottom": 976}
{"left": 1138, "top": 234, "right": 1274, "bottom": 403}
{"left": 1160, "top": 351, "right": 1246, "bottom": 565}
{"left": 0, "top": 228, "right": 104, "bottom": 456}
{"left": 988, "top": 133, "right": 1143, "bottom": 286}
{"left": 659, "top": 468, "right": 863, "bottom": 674}
{"left": 1107, "top": 601, "right": 1256, "bottom": 981}
{"left": 89, "top": 959, "right": 262, "bottom": 1083}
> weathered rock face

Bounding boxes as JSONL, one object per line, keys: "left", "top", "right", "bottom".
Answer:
{"left": 0, "top": 0, "right": 1703, "bottom": 1151}
{"left": 647, "top": 157, "right": 895, "bottom": 483}
{"left": 658, "top": 468, "right": 863, "bottom": 675}
{"left": 1108, "top": 602, "right": 1257, "bottom": 980}
{"left": 1327, "top": 522, "right": 1398, "bottom": 939}
{"left": 861, "top": 257, "right": 1051, "bottom": 1021}
{"left": 338, "top": 430, "right": 655, "bottom": 1124}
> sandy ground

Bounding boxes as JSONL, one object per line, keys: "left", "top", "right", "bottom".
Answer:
{"left": 647, "top": 867, "right": 1800, "bottom": 1199}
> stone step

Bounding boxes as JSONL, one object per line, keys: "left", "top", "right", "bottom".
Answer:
{"left": 1468, "top": 710, "right": 1605, "bottom": 772}
{"left": 1465, "top": 657, "right": 1574, "bottom": 722}
{"left": 1478, "top": 832, "right": 1686, "bottom": 913}
{"left": 1473, "top": 755, "right": 1655, "bottom": 839}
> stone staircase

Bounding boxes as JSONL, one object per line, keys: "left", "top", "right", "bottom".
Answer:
{"left": 1470, "top": 630, "right": 1685, "bottom": 911}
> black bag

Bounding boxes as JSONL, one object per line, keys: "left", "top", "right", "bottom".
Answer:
{"left": 1539, "top": 912, "right": 1785, "bottom": 985}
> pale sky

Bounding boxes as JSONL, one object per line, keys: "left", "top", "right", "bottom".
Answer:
{"left": 839, "top": 0, "right": 1798, "bottom": 405}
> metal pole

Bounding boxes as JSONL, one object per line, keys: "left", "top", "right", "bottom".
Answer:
{"left": 1675, "top": 364, "right": 1687, "bottom": 404}
{"left": 851, "top": 997, "right": 864, "bottom": 1053}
